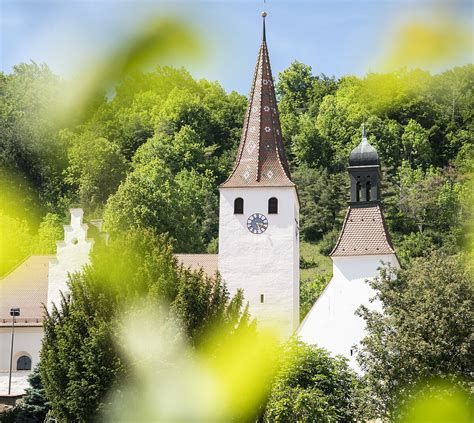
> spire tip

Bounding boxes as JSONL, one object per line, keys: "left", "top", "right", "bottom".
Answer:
{"left": 261, "top": 10, "right": 267, "bottom": 41}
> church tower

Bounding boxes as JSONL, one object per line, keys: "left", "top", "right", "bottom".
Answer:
{"left": 218, "top": 13, "right": 300, "bottom": 338}
{"left": 298, "top": 128, "right": 399, "bottom": 371}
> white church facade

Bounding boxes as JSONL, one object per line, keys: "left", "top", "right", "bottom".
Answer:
{"left": 0, "top": 15, "right": 396, "bottom": 393}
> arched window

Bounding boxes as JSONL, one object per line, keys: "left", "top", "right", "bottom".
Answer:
{"left": 234, "top": 197, "right": 244, "bottom": 214}
{"left": 17, "top": 355, "right": 31, "bottom": 371}
{"left": 366, "top": 181, "right": 372, "bottom": 201}
{"left": 268, "top": 197, "right": 278, "bottom": 214}
{"left": 356, "top": 182, "right": 361, "bottom": 202}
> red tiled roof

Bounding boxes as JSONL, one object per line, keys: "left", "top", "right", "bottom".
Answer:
{"left": 330, "top": 204, "right": 395, "bottom": 257}
{"left": 0, "top": 255, "right": 52, "bottom": 325}
{"left": 175, "top": 254, "right": 218, "bottom": 277}
{"left": 221, "top": 18, "right": 293, "bottom": 188}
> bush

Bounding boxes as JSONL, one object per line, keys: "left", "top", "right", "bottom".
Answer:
{"left": 319, "top": 228, "right": 340, "bottom": 256}
{"left": 264, "top": 340, "right": 361, "bottom": 422}
{"left": 300, "top": 274, "right": 330, "bottom": 320}
{"left": 15, "top": 365, "right": 50, "bottom": 422}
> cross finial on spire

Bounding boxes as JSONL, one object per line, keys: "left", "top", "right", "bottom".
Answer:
{"left": 362, "top": 123, "right": 366, "bottom": 139}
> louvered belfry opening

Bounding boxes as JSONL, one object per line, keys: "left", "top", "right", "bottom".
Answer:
{"left": 221, "top": 15, "right": 294, "bottom": 188}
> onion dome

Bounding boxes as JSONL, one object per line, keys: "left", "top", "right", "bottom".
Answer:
{"left": 349, "top": 127, "right": 379, "bottom": 166}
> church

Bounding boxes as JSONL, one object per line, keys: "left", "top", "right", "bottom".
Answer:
{"left": 0, "top": 14, "right": 396, "bottom": 393}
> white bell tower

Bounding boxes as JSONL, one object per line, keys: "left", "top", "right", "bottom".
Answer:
{"left": 218, "top": 13, "right": 299, "bottom": 338}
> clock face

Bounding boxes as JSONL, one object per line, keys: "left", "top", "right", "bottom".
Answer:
{"left": 247, "top": 213, "right": 268, "bottom": 234}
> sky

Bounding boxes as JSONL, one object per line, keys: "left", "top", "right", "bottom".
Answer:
{"left": 1, "top": 0, "right": 472, "bottom": 94}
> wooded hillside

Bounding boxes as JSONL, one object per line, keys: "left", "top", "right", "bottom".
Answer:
{"left": 1, "top": 62, "right": 472, "bottom": 276}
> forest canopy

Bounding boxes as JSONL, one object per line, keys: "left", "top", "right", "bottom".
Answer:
{"left": 0, "top": 61, "right": 472, "bottom": 274}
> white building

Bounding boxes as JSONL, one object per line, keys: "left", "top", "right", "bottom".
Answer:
{"left": 298, "top": 129, "right": 399, "bottom": 370}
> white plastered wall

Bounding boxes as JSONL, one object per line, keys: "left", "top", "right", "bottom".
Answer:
{"left": 218, "top": 186, "right": 299, "bottom": 339}
{"left": 297, "top": 254, "right": 399, "bottom": 371}
{"left": 0, "top": 327, "right": 43, "bottom": 372}
{"left": 47, "top": 209, "right": 93, "bottom": 312}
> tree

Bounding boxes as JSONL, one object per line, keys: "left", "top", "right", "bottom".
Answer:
{"left": 397, "top": 162, "right": 464, "bottom": 242}
{"left": 264, "top": 340, "right": 361, "bottom": 422}
{"left": 299, "top": 274, "right": 330, "bottom": 320}
{"left": 276, "top": 61, "right": 315, "bottom": 143}
{"left": 64, "top": 131, "right": 128, "bottom": 213}
{"left": 40, "top": 228, "right": 248, "bottom": 421}
{"left": 15, "top": 365, "right": 50, "bottom": 422}
{"left": 293, "top": 166, "right": 347, "bottom": 242}
{"left": 0, "top": 63, "right": 68, "bottom": 212}
{"left": 356, "top": 251, "right": 474, "bottom": 420}
{"left": 103, "top": 159, "right": 216, "bottom": 252}
{"left": 315, "top": 83, "right": 367, "bottom": 169}
{"left": 290, "top": 114, "right": 332, "bottom": 168}
{"left": 0, "top": 211, "right": 34, "bottom": 276}
{"left": 34, "top": 213, "right": 63, "bottom": 254}
{"left": 401, "top": 119, "right": 432, "bottom": 168}
{"left": 133, "top": 125, "right": 217, "bottom": 175}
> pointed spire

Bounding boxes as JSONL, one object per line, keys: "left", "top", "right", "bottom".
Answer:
{"left": 221, "top": 13, "right": 293, "bottom": 188}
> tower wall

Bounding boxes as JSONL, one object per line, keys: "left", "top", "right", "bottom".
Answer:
{"left": 218, "top": 187, "right": 299, "bottom": 338}
{"left": 298, "top": 254, "right": 399, "bottom": 371}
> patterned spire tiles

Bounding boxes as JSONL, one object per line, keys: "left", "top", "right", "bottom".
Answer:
{"left": 221, "top": 17, "right": 293, "bottom": 188}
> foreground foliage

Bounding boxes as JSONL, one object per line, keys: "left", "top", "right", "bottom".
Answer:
{"left": 40, "top": 228, "right": 248, "bottom": 421}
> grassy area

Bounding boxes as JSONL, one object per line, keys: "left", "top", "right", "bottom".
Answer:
{"left": 299, "top": 241, "right": 333, "bottom": 320}
{"left": 299, "top": 241, "right": 332, "bottom": 281}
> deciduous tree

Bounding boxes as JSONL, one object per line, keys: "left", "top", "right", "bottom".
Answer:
{"left": 357, "top": 251, "right": 474, "bottom": 420}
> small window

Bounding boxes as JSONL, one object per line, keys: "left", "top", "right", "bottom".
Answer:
{"left": 268, "top": 197, "right": 278, "bottom": 214}
{"left": 366, "top": 181, "right": 372, "bottom": 201}
{"left": 356, "top": 182, "right": 361, "bottom": 202}
{"left": 260, "top": 294, "right": 264, "bottom": 303}
{"left": 234, "top": 197, "right": 244, "bottom": 214}
{"left": 17, "top": 355, "right": 31, "bottom": 371}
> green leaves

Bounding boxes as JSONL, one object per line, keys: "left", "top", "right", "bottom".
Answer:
{"left": 64, "top": 131, "right": 128, "bottom": 214}
{"left": 357, "top": 251, "right": 474, "bottom": 419}
{"left": 40, "top": 228, "right": 249, "bottom": 421}
{"left": 103, "top": 161, "right": 216, "bottom": 252}
{"left": 264, "top": 340, "right": 360, "bottom": 422}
